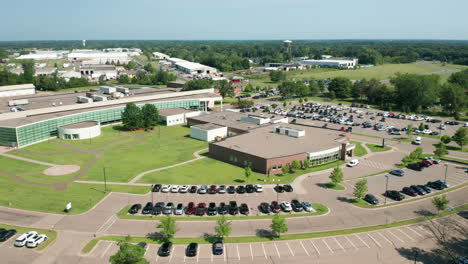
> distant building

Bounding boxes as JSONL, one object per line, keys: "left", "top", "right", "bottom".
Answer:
{"left": 159, "top": 108, "right": 201, "bottom": 126}
{"left": 68, "top": 50, "right": 135, "bottom": 64}
{"left": 301, "top": 58, "right": 358, "bottom": 69}
{"left": 80, "top": 65, "right": 117, "bottom": 81}
{"left": 175, "top": 61, "right": 217, "bottom": 75}
{"left": 0, "top": 84, "right": 35, "bottom": 98}
{"left": 190, "top": 123, "right": 227, "bottom": 142}
{"left": 34, "top": 67, "right": 57, "bottom": 77}
{"left": 58, "top": 70, "right": 82, "bottom": 81}
{"left": 17, "top": 50, "right": 68, "bottom": 60}
{"left": 153, "top": 52, "right": 170, "bottom": 60}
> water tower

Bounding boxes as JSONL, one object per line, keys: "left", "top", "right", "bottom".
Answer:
{"left": 283, "top": 40, "right": 292, "bottom": 62}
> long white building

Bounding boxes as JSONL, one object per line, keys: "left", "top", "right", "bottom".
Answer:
{"left": 301, "top": 58, "right": 358, "bottom": 69}
{"left": 68, "top": 50, "right": 137, "bottom": 64}
{"left": 17, "top": 50, "right": 69, "bottom": 60}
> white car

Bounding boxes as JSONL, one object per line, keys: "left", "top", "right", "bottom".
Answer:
{"left": 464, "top": 122, "right": 468, "bottom": 127}
{"left": 179, "top": 185, "right": 189, "bottom": 193}
{"left": 424, "top": 156, "right": 441, "bottom": 164}
{"left": 280, "top": 201, "right": 292, "bottom": 212}
{"left": 413, "top": 136, "right": 422, "bottom": 145}
{"left": 302, "top": 201, "right": 315, "bottom": 212}
{"left": 438, "top": 125, "right": 446, "bottom": 130}
{"left": 218, "top": 185, "right": 227, "bottom": 194}
{"left": 254, "top": 184, "right": 263, "bottom": 192}
{"left": 170, "top": 185, "right": 180, "bottom": 193}
{"left": 14, "top": 231, "right": 38, "bottom": 247}
{"left": 26, "top": 234, "right": 47, "bottom": 248}
{"left": 422, "top": 129, "right": 432, "bottom": 135}
{"left": 347, "top": 159, "right": 359, "bottom": 167}
{"left": 161, "top": 185, "right": 170, "bottom": 193}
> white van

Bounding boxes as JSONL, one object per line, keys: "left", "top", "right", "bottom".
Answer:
{"left": 413, "top": 136, "right": 422, "bottom": 145}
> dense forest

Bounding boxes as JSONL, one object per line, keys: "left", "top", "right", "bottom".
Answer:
{"left": 1, "top": 40, "right": 468, "bottom": 71}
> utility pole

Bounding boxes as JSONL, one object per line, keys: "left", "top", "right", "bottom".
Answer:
{"left": 384, "top": 175, "right": 389, "bottom": 205}
{"left": 151, "top": 185, "right": 154, "bottom": 205}
{"left": 444, "top": 164, "right": 448, "bottom": 183}
{"left": 102, "top": 167, "right": 108, "bottom": 192}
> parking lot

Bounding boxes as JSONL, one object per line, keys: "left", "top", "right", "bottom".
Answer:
{"left": 0, "top": 233, "right": 42, "bottom": 262}
{"left": 344, "top": 162, "right": 467, "bottom": 205}
{"left": 85, "top": 222, "right": 443, "bottom": 264}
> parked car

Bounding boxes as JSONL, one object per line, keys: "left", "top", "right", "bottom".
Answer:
{"left": 402, "top": 187, "right": 418, "bottom": 197}
{"left": 218, "top": 202, "right": 229, "bottom": 215}
{"left": 227, "top": 186, "right": 236, "bottom": 194}
{"left": 418, "top": 185, "right": 432, "bottom": 194}
{"left": 189, "top": 186, "right": 197, "bottom": 193}
{"left": 213, "top": 241, "right": 223, "bottom": 255}
{"left": 207, "top": 203, "right": 218, "bottom": 216}
{"left": 245, "top": 184, "right": 255, "bottom": 193}
{"left": 280, "top": 201, "right": 292, "bottom": 212}
{"left": 179, "top": 185, "right": 189, "bottom": 193}
{"left": 410, "top": 185, "right": 426, "bottom": 195}
{"left": 163, "top": 202, "right": 174, "bottom": 215}
{"left": 239, "top": 203, "right": 250, "bottom": 215}
{"left": 14, "top": 231, "right": 38, "bottom": 247}
{"left": 196, "top": 203, "right": 206, "bottom": 216}
{"left": 254, "top": 184, "right": 263, "bottom": 192}
{"left": 259, "top": 202, "right": 271, "bottom": 214}
{"left": 229, "top": 201, "right": 238, "bottom": 215}
{"left": 208, "top": 185, "right": 217, "bottom": 194}
{"left": 161, "top": 185, "right": 170, "bottom": 193}
{"left": 389, "top": 169, "right": 405, "bottom": 176}
{"left": 159, "top": 242, "right": 173, "bottom": 256}
{"left": 153, "top": 202, "right": 164, "bottom": 215}
{"left": 271, "top": 201, "right": 281, "bottom": 213}
{"left": 424, "top": 156, "right": 441, "bottom": 164}
{"left": 26, "top": 234, "right": 47, "bottom": 248}
{"left": 187, "top": 243, "right": 198, "bottom": 257}
{"left": 152, "top": 184, "right": 161, "bottom": 192}
{"left": 427, "top": 180, "right": 448, "bottom": 190}
{"left": 385, "top": 190, "right": 405, "bottom": 201}
{"left": 408, "top": 162, "right": 424, "bottom": 171}
{"left": 301, "top": 201, "right": 314, "bottom": 212}
{"left": 364, "top": 194, "right": 379, "bottom": 205}
{"left": 218, "top": 185, "right": 226, "bottom": 194}
{"left": 347, "top": 159, "right": 359, "bottom": 167}
{"left": 171, "top": 185, "right": 180, "bottom": 193}
{"left": 198, "top": 185, "right": 207, "bottom": 194}
{"left": 128, "top": 204, "right": 142, "bottom": 214}
{"left": 291, "top": 199, "right": 304, "bottom": 212}
{"left": 0, "top": 229, "right": 17, "bottom": 242}
{"left": 412, "top": 137, "right": 422, "bottom": 145}
{"left": 236, "top": 185, "right": 246, "bottom": 194}
{"left": 274, "top": 185, "right": 284, "bottom": 193}
{"left": 142, "top": 202, "right": 153, "bottom": 214}
{"left": 283, "top": 184, "right": 293, "bottom": 192}
{"left": 175, "top": 203, "right": 184, "bottom": 215}
{"left": 185, "top": 202, "right": 196, "bottom": 215}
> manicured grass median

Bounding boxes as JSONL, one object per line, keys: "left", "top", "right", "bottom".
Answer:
{"left": 366, "top": 143, "right": 391, "bottom": 152}
{"left": 351, "top": 141, "right": 367, "bottom": 157}
{"left": 0, "top": 223, "right": 56, "bottom": 251}
{"left": 324, "top": 183, "right": 345, "bottom": 190}
{"left": 82, "top": 204, "right": 468, "bottom": 253}
{"left": 116, "top": 203, "right": 328, "bottom": 221}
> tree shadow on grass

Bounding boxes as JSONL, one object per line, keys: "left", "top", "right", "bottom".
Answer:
{"left": 202, "top": 233, "right": 219, "bottom": 244}
{"left": 146, "top": 232, "right": 166, "bottom": 243}
{"left": 256, "top": 229, "right": 275, "bottom": 241}
{"left": 414, "top": 209, "right": 435, "bottom": 217}
{"left": 337, "top": 196, "right": 354, "bottom": 203}
{"left": 234, "top": 179, "right": 245, "bottom": 183}
{"left": 109, "top": 125, "right": 127, "bottom": 132}
{"left": 316, "top": 183, "right": 334, "bottom": 189}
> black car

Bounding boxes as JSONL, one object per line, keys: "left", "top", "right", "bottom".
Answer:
{"left": 212, "top": 241, "right": 223, "bottom": 255}
{"left": 291, "top": 199, "right": 304, "bottom": 212}
{"left": 418, "top": 185, "right": 432, "bottom": 194}
{"left": 364, "top": 194, "right": 379, "bottom": 205}
{"left": 207, "top": 202, "right": 218, "bottom": 216}
{"left": 402, "top": 187, "right": 418, "bottom": 197}
{"left": 385, "top": 190, "right": 405, "bottom": 201}
{"left": 408, "top": 162, "right": 424, "bottom": 171}
{"left": 283, "top": 184, "right": 293, "bottom": 192}
{"left": 142, "top": 202, "right": 153, "bottom": 214}
{"left": 410, "top": 185, "right": 426, "bottom": 195}
{"left": 259, "top": 202, "right": 271, "bottom": 214}
{"left": 227, "top": 186, "right": 236, "bottom": 194}
{"left": 218, "top": 202, "right": 229, "bottom": 215}
{"left": 445, "top": 121, "right": 459, "bottom": 125}
{"left": 274, "top": 185, "right": 284, "bottom": 193}
{"left": 427, "top": 180, "right": 448, "bottom": 190}
{"left": 0, "top": 229, "right": 16, "bottom": 242}
{"left": 236, "top": 185, "right": 246, "bottom": 194}
{"left": 229, "top": 201, "right": 238, "bottom": 215}
{"left": 128, "top": 204, "right": 142, "bottom": 214}
{"left": 245, "top": 184, "right": 255, "bottom": 193}
{"left": 159, "top": 242, "right": 173, "bottom": 257}
{"left": 389, "top": 169, "right": 405, "bottom": 176}
{"left": 153, "top": 202, "right": 164, "bottom": 215}
{"left": 137, "top": 242, "right": 147, "bottom": 250}
{"left": 189, "top": 186, "right": 197, "bottom": 193}
{"left": 152, "top": 184, "right": 161, "bottom": 192}
{"left": 239, "top": 203, "right": 250, "bottom": 215}
{"left": 187, "top": 243, "right": 198, "bottom": 257}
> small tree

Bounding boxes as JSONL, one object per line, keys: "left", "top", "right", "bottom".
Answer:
{"left": 282, "top": 164, "right": 291, "bottom": 174}
{"left": 434, "top": 143, "right": 447, "bottom": 158}
{"left": 270, "top": 213, "right": 288, "bottom": 238}
{"left": 432, "top": 195, "right": 449, "bottom": 213}
{"left": 440, "top": 135, "right": 451, "bottom": 145}
{"left": 244, "top": 166, "right": 252, "bottom": 181}
{"left": 291, "top": 160, "right": 301, "bottom": 171}
{"left": 110, "top": 240, "right": 149, "bottom": 264}
{"left": 215, "top": 216, "right": 232, "bottom": 240}
{"left": 406, "top": 124, "right": 413, "bottom": 136}
{"left": 99, "top": 74, "right": 106, "bottom": 85}
{"left": 283, "top": 101, "right": 287, "bottom": 107}
{"left": 353, "top": 178, "right": 368, "bottom": 200}
{"left": 303, "top": 159, "right": 311, "bottom": 169}
{"left": 418, "top": 123, "right": 425, "bottom": 131}
{"left": 157, "top": 216, "right": 179, "bottom": 242}
{"left": 271, "top": 103, "right": 278, "bottom": 109}
{"left": 452, "top": 127, "right": 468, "bottom": 150}
{"left": 329, "top": 167, "right": 344, "bottom": 186}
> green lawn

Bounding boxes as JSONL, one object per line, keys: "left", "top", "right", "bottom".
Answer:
{"left": 325, "top": 183, "right": 345, "bottom": 190}
{"left": 54, "top": 132, "right": 131, "bottom": 150}
{"left": 0, "top": 223, "right": 56, "bottom": 251}
{"left": 0, "top": 155, "right": 49, "bottom": 174}
{"left": 57, "top": 85, "right": 101, "bottom": 93}
{"left": 13, "top": 151, "right": 95, "bottom": 169}
{"left": 351, "top": 141, "right": 367, "bottom": 157}
{"left": 366, "top": 143, "right": 391, "bottom": 152}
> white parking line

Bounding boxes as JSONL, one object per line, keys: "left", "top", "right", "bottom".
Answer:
{"left": 355, "top": 234, "right": 370, "bottom": 248}
{"left": 224, "top": 245, "right": 227, "bottom": 262}
{"left": 184, "top": 250, "right": 186, "bottom": 262}
{"left": 377, "top": 232, "right": 393, "bottom": 245}
{"left": 300, "top": 240, "right": 310, "bottom": 256}
{"left": 100, "top": 241, "right": 113, "bottom": 258}
{"left": 387, "top": 230, "right": 405, "bottom": 243}
{"left": 322, "top": 239, "right": 333, "bottom": 253}
{"left": 367, "top": 233, "right": 382, "bottom": 248}
{"left": 286, "top": 242, "right": 295, "bottom": 256}
{"left": 274, "top": 242, "right": 281, "bottom": 258}
{"left": 345, "top": 236, "right": 358, "bottom": 251}
{"left": 407, "top": 226, "right": 425, "bottom": 239}
{"left": 236, "top": 244, "right": 240, "bottom": 260}
{"left": 333, "top": 237, "right": 345, "bottom": 252}
{"left": 211, "top": 246, "right": 213, "bottom": 262}
{"left": 169, "top": 245, "right": 175, "bottom": 262}
{"left": 310, "top": 240, "right": 321, "bottom": 255}
{"left": 249, "top": 243, "right": 253, "bottom": 260}
{"left": 418, "top": 226, "right": 433, "bottom": 236}
{"left": 396, "top": 228, "right": 415, "bottom": 241}
{"left": 262, "top": 243, "right": 267, "bottom": 259}
{"left": 197, "top": 245, "right": 200, "bottom": 263}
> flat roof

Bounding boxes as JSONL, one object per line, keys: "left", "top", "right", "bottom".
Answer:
{"left": 192, "top": 123, "right": 226, "bottom": 131}
{"left": 212, "top": 124, "right": 345, "bottom": 159}
{"left": 0, "top": 84, "right": 35, "bottom": 92}
{"left": 60, "top": 121, "right": 98, "bottom": 129}
{"left": 188, "top": 111, "right": 262, "bottom": 131}
{"left": 159, "top": 108, "right": 198, "bottom": 116}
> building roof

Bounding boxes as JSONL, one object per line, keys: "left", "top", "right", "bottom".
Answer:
{"left": 188, "top": 111, "right": 264, "bottom": 131}
{"left": 192, "top": 123, "right": 226, "bottom": 131}
{"left": 0, "top": 84, "right": 35, "bottom": 92}
{"left": 60, "top": 121, "right": 98, "bottom": 129}
{"left": 176, "top": 61, "right": 216, "bottom": 71}
{"left": 212, "top": 124, "right": 346, "bottom": 159}
{"left": 159, "top": 108, "right": 198, "bottom": 117}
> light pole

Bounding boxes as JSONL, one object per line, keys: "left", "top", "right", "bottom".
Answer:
{"left": 102, "top": 166, "right": 108, "bottom": 192}
{"left": 384, "top": 175, "right": 389, "bottom": 206}
{"left": 151, "top": 185, "right": 154, "bottom": 205}
{"left": 444, "top": 164, "right": 448, "bottom": 183}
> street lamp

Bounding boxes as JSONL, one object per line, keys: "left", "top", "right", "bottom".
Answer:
{"left": 384, "top": 175, "right": 389, "bottom": 206}
{"left": 444, "top": 164, "right": 448, "bottom": 183}
{"left": 102, "top": 166, "right": 108, "bottom": 192}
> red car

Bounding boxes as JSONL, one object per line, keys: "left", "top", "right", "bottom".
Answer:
{"left": 208, "top": 185, "right": 217, "bottom": 194}
{"left": 421, "top": 160, "right": 433, "bottom": 167}
{"left": 185, "top": 202, "right": 195, "bottom": 215}
{"left": 196, "top": 203, "right": 206, "bottom": 216}
{"left": 271, "top": 201, "right": 281, "bottom": 213}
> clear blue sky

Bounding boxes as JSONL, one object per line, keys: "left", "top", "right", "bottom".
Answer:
{"left": 1, "top": 0, "right": 467, "bottom": 41}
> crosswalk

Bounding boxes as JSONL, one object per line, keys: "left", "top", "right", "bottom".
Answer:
{"left": 359, "top": 159, "right": 391, "bottom": 170}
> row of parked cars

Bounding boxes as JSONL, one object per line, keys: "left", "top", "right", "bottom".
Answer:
{"left": 258, "top": 200, "right": 315, "bottom": 214}
{"left": 152, "top": 184, "right": 264, "bottom": 194}
{"left": 158, "top": 240, "right": 224, "bottom": 257}
{"left": 130, "top": 201, "right": 251, "bottom": 216}
{"left": 0, "top": 229, "right": 47, "bottom": 248}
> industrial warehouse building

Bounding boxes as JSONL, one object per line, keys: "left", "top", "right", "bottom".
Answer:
{"left": 190, "top": 123, "right": 227, "bottom": 142}
{"left": 159, "top": 108, "right": 201, "bottom": 126}
{"left": 0, "top": 84, "right": 36, "bottom": 98}
{"left": 0, "top": 88, "right": 221, "bottom": 148}
{"left": 301, "top": 58, "right": 358, "bottom": 69}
